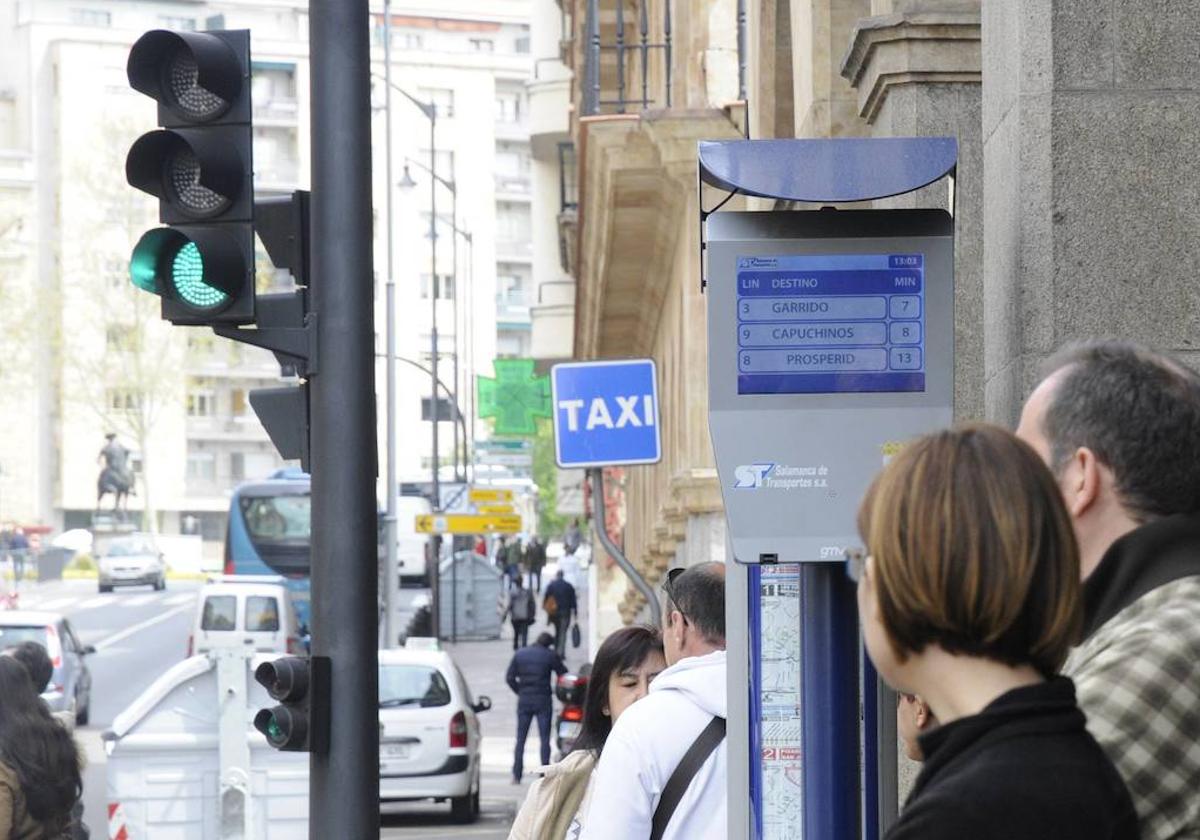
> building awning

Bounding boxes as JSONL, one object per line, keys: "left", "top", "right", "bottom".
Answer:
{"left": 698, "top": 137, "right": 957, "bottom": 204}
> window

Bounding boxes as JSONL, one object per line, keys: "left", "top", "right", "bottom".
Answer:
{"left": 469, "top": 38, "right": 494, "bottom": 53}
{"left": 201, "top": 596, "right": 237, "bottom": 632}
{"left": 415, "top": 149, "right": 455, "bottom": 185}
{"left": 419, "top": 273, "right": 455, "bottom": 300}
{"left": 69, "top": 8, "right": 111, "bottom": 27}
{"left": 515, "top": 35, "right": 531, "bottom": 54}
{"left": 496, "top": 204, "right": 531, "bottom": 243}
{"left": 417, "top": 87, "right": 454, "bottom": 119}
{"left": 495, "top": 91, "right": 523, "bottom": 124}
{"left": 230, "top": 388, "right": 247, "bottom": 417}
{"left": 187, "top": 381, "right": 217, "bottom": 417}
{"left": 240, "top": 495, "right": 311, "bottom": 541}
{"left": 186, "top": 452, "right": 216, "bottom": 481}
{"left": 230, "top": 452, "right": 245, "bottom": 481}
{"left": 159, "top": 16, "right": 196, "bottom": 31}
{"left": 106, "top": 389, "right": 142, "bottom": 413}
{"left": 245, "top": 596, "right": 281, "bottom": 632}
{"left": 379, "top": 664, "right": 451, "bottom": 708}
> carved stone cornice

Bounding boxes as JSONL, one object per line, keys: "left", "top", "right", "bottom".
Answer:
{"left": 839, "top": 11, "right": 981, "bottom": 124}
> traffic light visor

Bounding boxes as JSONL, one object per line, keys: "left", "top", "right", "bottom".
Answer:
{"left": 130, "top": 227, "right": 239, "bottom": 311}
{"left": 127, "top": 30, "right": 243, "bottom": 123}
{"left": 126, "top": 129, "right": 245, "bottom": 220}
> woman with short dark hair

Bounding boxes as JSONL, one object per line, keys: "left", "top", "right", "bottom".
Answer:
{"left": 0, "top": 656, "right": 83, "bottom": 838}
{"left": 855, "top": 424, "right": 1138, "bottom": 840}
{"left": 509, "top": 625, "right": 665, "bottom": 840}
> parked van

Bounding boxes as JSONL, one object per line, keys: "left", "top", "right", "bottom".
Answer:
{"left": 188, "top": 575, "right": 305, "bottom": 657}
{"left": 395, "top": 495, "right": 432, "bottom": 585}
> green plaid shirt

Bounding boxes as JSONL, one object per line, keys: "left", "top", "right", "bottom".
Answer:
{"left": 1064, "top": 575, "right": 1200, "bottom": 840}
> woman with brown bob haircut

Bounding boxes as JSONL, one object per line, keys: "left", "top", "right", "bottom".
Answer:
{"left": 855, "top": 424, "right": 1137, "bottom": 840}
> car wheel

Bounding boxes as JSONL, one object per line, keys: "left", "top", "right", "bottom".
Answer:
{"left": 450, "top": 784, "right": 478, "bottom": 825}
{"left": 155, "top": 576, "right": 166, "bottom": 591}
{"left": 98, "top": 584, "right": 113, "bottom": 594}
{"left": 75, "top": 696, "right": 89, "bottom": 727}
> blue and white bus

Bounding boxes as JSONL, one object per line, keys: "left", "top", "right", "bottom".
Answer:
{"left": 223, "top": 468, "right": 314, "bottom": 626}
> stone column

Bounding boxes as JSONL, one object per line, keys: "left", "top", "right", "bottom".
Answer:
{"left": 790, "top": 0, "right": 872, "bottom": 138}
{"left": 982, "top": 2, "right": 1200, "bottom": 425}
{"left": 841, "top": 1, "right": 984, "bottom": 420}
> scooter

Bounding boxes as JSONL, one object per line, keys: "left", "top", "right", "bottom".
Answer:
{"left": 554, "top": 669, "right": 590, "bottom": 758}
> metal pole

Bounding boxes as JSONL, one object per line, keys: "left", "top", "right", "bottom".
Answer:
{"left": 800, "top": 563, "right": 860, "bottom": 840}
{"left": 589, "top": 468, "right": 660, "bottom": 626}
{"left": 429, "top": 109, "right": 442, "bottom": 640}
{"left": 308, "top": 0, "right": 378, "bottom": 836}
{"left": 382, "top": 0, "right": 399, "bottom": 650}
{"left": 451, "top": 187, "right": 461, "bottom": 483}
{"left": 465, "top": 233, "right": 476, "bottom": 483}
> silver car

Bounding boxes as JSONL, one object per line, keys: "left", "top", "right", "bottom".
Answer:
{"left": 98, "top": 536, "right": 166, "bottom": 593}
{"left": 0, "top": 611, "right": 94, "bottom": 724}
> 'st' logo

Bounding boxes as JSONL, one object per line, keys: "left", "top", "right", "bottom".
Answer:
{"left": 734, "top": 463, "right": 774, "bottom": 489}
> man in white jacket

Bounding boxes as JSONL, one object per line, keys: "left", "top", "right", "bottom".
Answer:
{"left": 580, "top": 562, "right": 726, "bottom": 840}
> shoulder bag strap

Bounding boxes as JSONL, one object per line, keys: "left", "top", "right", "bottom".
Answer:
{"left": 650, "top": 716, "right": 726, "bottom": 840}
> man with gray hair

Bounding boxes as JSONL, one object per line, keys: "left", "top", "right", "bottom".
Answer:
{"left": 1017, "top": 340, "right": 1200, "bottom": 840}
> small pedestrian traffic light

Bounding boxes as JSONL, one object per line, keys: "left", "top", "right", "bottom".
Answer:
{"left": 125, "top": 29, "right": 255, "bottom": 325}
{"left": 253, "top": 655, "right": 330, "bottom": 753}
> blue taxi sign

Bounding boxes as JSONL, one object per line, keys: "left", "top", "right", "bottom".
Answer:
{"left": 551, "top": 359, "right": 661, "bottom": 468}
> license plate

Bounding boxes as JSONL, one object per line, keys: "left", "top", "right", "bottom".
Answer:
{"left": 558, "top": 721, "right": 581, "bottom": 740}
{"left": 381, "top": 742, "right": 413, "bottom": 760}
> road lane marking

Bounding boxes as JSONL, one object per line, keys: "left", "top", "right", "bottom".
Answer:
{"left": 35, "top": 597, "right": 77, "bottom": 611}
{"left": 93, "top": 604, "right": 193, "bottom": 651}
{"left": 123, "top": 594, "right": 158, "bottom": 607}
{"left": 76, "top": 597, "right": 112, "bottom": 611}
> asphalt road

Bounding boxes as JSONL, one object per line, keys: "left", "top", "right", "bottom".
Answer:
{"left": 9, "top": 566, "right": 590, "bottom": 840}
{"left": 12, "top": 577, "right": 200, "bottom": 837}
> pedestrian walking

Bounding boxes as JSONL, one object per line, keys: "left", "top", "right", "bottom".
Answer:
{"left": 580, "top": 562, "right": 727, "bottom": 840}
{"left": 855, "top": 425, "right": 1136, "bottom": 840}
{"left": 505, "top": 632, "right": 567, "bottom": 784}
{"left": 563, "top": 519, "right": 582, "bottom": 556}
{"left": 9, "top": 529, "right": 28, "bottom": 583}
{"left": 542, "top": 571, "right": 577, "bottom": 658}
{"left": 509, "top": 625, "right": 666, "bottom": 840}
{"left": 0, "top": 656, "right": 83, "bottom": 838}
{"left": 1016, "top": 340, "right": 1200, "bottom": 839}
{"left": 506, "top": 537, "right": 525, "bottom": 585}
{"left": 503, "top": 576, "right": 536, "bottom": 650}
{"left": 525, "top": 536, "right": 547, "bottom": 594}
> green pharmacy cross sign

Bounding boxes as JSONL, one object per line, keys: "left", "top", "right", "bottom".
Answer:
{"left": 477, "top": 359, "right": 552, "bottom": 437}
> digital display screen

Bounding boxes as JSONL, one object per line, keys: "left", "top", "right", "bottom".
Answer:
{"left": 735, "top": 253, "right": 926, "bottom": 395}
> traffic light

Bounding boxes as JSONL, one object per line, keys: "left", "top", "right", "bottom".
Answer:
{"left": 125, "top": 29, "right": 255, "bottom": 325}
{"left": 253, "top": 655, "right": 330, "bottom": 753}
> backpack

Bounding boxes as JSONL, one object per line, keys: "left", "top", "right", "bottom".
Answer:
{"left": 543, "top": 593, "right": 558, "bottom": 617}
{"left": 511, "top": 590, "right": 534, "bottom": 622}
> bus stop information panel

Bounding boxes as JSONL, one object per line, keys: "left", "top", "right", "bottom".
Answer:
{"left": 708, "top": 209, "right": 954, "bottom": 564}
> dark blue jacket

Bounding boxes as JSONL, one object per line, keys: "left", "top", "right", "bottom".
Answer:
{"left": 506, "top": 642, "right": 566, "bottom": 707}
{"left": 543, "top": 578, "right": 577, "bottom": 618}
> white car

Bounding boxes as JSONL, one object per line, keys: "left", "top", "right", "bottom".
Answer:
{"left": 98, "top": 535, "right": 166, "bottom": 593}
{"left": 378, "top": 643, "right": 492, "bottom": 823}
{"left": 188, "top": 576, "right": 305, "bottom": 658}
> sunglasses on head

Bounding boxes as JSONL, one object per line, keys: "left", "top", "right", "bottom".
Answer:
{"left": 662, "top": 567, "right": 689, "bottom": 623}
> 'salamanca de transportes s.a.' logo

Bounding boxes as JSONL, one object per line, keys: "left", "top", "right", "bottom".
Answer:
{"left": 734, "top": 463, "right": 830, "bottom": 490}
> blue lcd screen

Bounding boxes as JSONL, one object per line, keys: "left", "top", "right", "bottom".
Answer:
{"left": 735, "top": 253, "right": 925, "bottom": 395}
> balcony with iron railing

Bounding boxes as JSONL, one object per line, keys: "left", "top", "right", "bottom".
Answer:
{"left": 580, "top": 0, "right": 672, "bottom": 118}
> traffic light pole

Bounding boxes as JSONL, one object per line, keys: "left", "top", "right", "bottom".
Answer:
{"left": 308, "top": 1, "right": 379, "bottom": 837}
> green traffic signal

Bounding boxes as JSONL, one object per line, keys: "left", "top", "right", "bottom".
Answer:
{"left": 129, "top": 226, "right": 248, "bottom": 322}
{"left": 170, "top": 241, "right": 227, "bottom": 309}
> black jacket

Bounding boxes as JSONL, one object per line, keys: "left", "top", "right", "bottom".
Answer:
{"left": 543, "top": 578, "right": 577, "bottom": 617}
{"left": 887, "top": 677, "right": 1138, "bottom": 840}
{"left": 505, "top": 642, "right": 566, "bottom": 707}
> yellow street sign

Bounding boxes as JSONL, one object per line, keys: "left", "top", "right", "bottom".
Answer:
{"left": 415, "top": 514, "right": 522, "bottom": 535}
{"left": 476, "top": 504, "right": 515, "bottom": 515}
{"left": 468, "top": 487, "right": 514, "bottom": 504}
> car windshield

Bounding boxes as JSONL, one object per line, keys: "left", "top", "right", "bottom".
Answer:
{"left": 201, "top": 596, "right": 237, "bottom": 631}
{"left": 378, "top": 664, "right": 451, "bottom": 708}
{"left": 105, "top": 541, "right": 153, "bottom": 557}
{"left": 240, "top": 495, "right": 310, "bottom": 542}
{"left": 0, "top": 626, "right": 48, "bottom": 649}
{"left": 245, "top": 596, "right": 280, "bottom": 632}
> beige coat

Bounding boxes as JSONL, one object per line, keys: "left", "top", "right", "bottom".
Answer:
{"left": 508, "top": 749, "right": 597, "bottom": 840}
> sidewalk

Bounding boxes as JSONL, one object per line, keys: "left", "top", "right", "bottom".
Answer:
{"left": 440, "top": 562, "right": 592, "bottom": 831}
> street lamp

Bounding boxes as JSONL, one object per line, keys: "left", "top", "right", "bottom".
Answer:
{"left": 398, "top": 155, "right": 465, "bottom": 485}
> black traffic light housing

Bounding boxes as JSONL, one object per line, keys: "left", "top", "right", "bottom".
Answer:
{"left": 254, "top": 655, "right": 330, "bottom": 753}
{"left": 125, "top": 29, "right": 255, "bottom": 325}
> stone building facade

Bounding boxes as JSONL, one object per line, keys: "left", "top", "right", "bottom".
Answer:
{"left": 535, "top": 0, "right": 1200, "bottom": 642}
